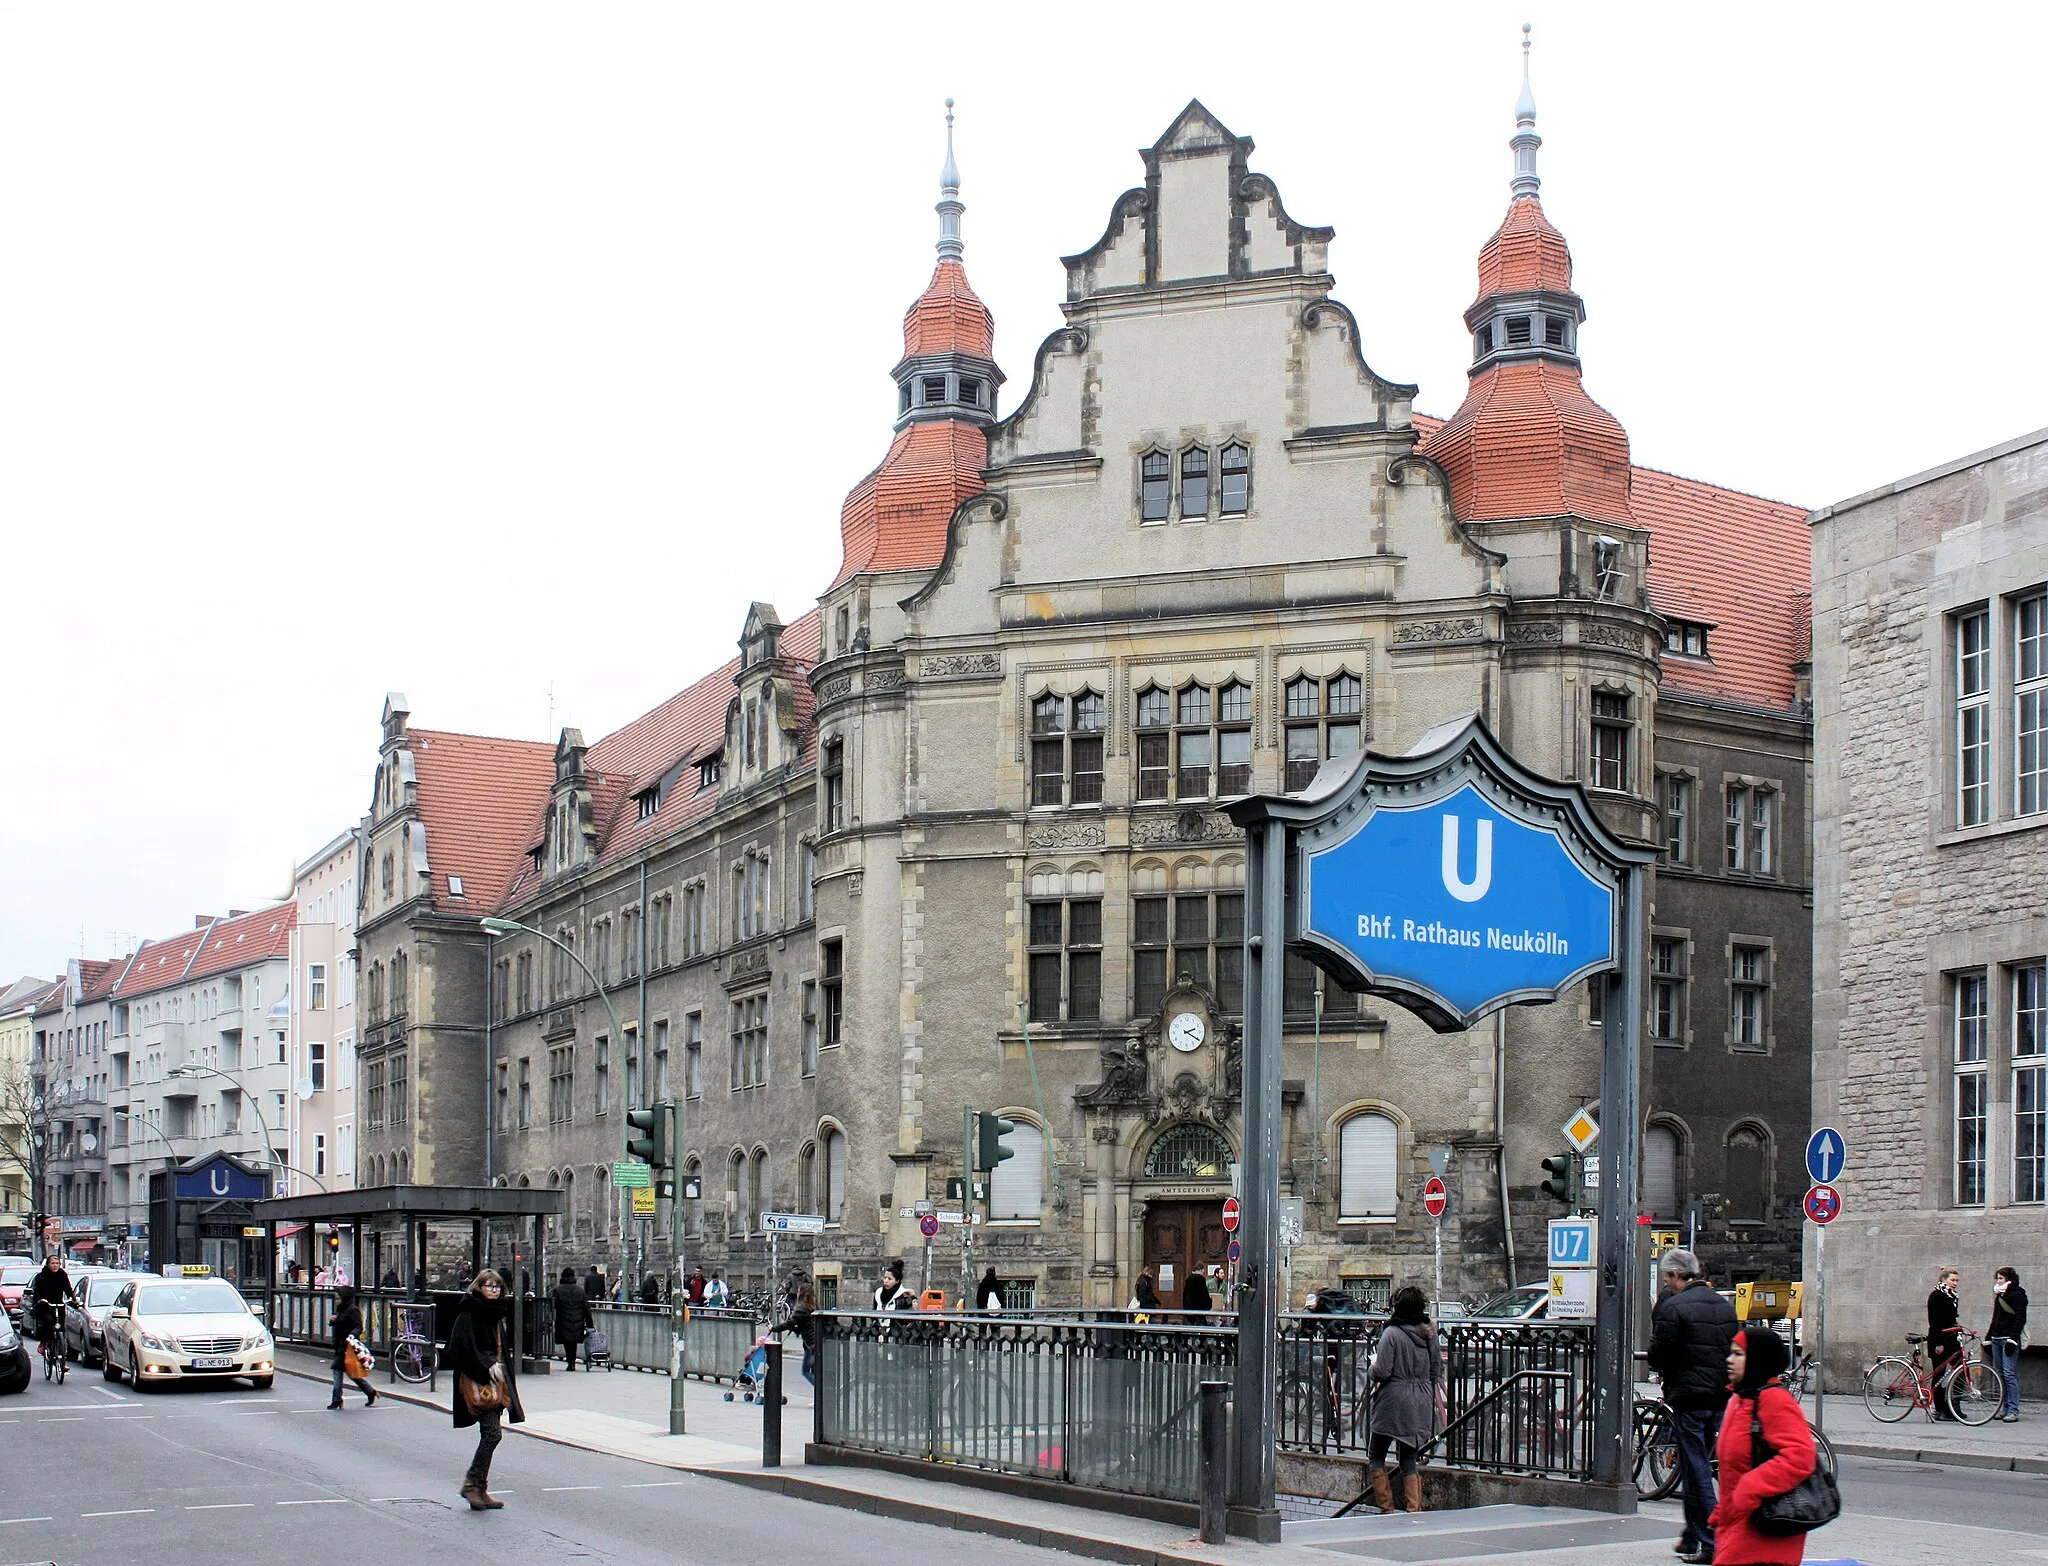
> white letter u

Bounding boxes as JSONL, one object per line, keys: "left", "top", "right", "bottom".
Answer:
{"left": 1441, "top": 816, "right": 1493, "bottom": 903}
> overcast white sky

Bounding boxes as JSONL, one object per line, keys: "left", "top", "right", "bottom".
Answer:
{"left": 3, "top": 3, "right": 2042, "bottom": 980}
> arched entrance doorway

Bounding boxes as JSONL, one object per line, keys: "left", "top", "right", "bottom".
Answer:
{"left": 1139, "top": 1123, "right": 1232, "bottom": 1309}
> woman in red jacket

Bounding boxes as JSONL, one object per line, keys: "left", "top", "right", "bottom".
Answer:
{"left": 1710, "top": 1325, "right": 1818, "bottom": 1565}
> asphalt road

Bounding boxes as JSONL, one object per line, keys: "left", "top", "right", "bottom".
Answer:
{"left": 0, "top": 1370, "right": 1094, "bottom": 1565}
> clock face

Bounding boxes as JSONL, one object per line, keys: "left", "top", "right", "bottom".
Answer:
{"left": 1167, "top": 1012, "right": 1207, "bottom": 1053}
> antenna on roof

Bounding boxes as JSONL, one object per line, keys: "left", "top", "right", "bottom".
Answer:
{"left": 936, "top": 97, "right": 964, "bottom": 262}
{"left": 1510, "top": 22, "right": 1542, "bottom": 201}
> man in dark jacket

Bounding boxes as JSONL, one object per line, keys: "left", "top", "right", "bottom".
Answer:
{"left": 581, "top": 1265, "right": 606, "bottom": 1304}
{"left": 1647, "top": 1249, "right": 1737, "bottom": 1564}
{"left": 551, "top": 1267, "right": 593, "bottom": 1371}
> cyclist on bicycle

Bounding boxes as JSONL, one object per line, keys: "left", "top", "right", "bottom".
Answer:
{"left": 27, "top": 1256, "right": 78, "bottom": 1358}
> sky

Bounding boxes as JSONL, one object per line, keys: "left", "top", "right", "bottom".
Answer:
{"left": 3, "top": 2, "right": 2043, "bottom": 979}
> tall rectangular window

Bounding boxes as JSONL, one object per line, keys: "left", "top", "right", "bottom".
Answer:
{"left": 1135, "top": 688, "right": 1170, "bottom": 800}
{"left": 389, "top": 1052, "right": 408, "bottom": 1126}
{"left": 822, "top": 741, "right": 846, "bottom": 832}
{"left": 548, "top": 1046, "right": 573, "bottom": 1125}
{"left": 309, "top": 1037, "right": 327, "bottom": 1091}
{"left": 1651, "top": 938, "right": 1687, "bottom": 1044}
{"left": 821, "top": 939, "right": 844, "bottom": 1046}
{"left": 801, "top": 982, "right": 819, "bottom": 1076}
{"left": 1664, "top": 776, "right": 1690, "bottom": 864}
{"left": 2017, "top": 591, "right": 2046, "bottom": 817}
{"left": 1590, "top": 691, "right": 1631, "bottom": 792}
{"left": 1140, "top": 451, "right": 1171, "bottom": 522}
{"left": 685, "top": 1012, "right": 703, "bottom": 1098}
{"left": 1283, "top": 674, "right": 1364, "bottom": 792}
{"left": 595, "top": 1034, "right": 610, "bottom": 1116}
{"left": 1028, "top": 899, "right": 1101, "bottom": 1023}
{"left": 1725, "top": 786, "right": 1748, "bottom": 871}
{"left": 1955, "top": 971, "right": 1989, "bottom": 1205}
{"left": 731, "top": 993, "right": 767, "bottom": 1090}
{"left": 1133, "top": 888, "right": 1244, "bottom": 1017}
{"left": 2014, "top": 963, "right": 2045, "bottom": 1204}
{"left": 1730, "top": 944, "right": 1769, "bottom": 1050}
{"left": 1179, "top": 447, "right": 1209, "bottom": 517}
{"left": 1957, "top": 608, "right": 1992, "bottom": 826}
{"left": 653, "top": 1018, "right": 670, "bottom": 1099}
{"left": 307, "top": 963, "right": 327, "bottom": 1011}
{"left": 1750, "top": 791, "right": 1774, "bottom": 875}
{"left": 1219, "top": 442, "right": 1250, "bottom": 515}
{"left": 1030, "top": 692, "right": 1106, "bottom": 806}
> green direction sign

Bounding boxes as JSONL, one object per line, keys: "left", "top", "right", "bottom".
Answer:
{"left": 611, "top": 1160, "right": 652, "bottom": 1188}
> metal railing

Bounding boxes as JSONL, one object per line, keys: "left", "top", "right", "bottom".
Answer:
{"left": 584, "top": 1301, "right": 761, "bottom": 1382}
{"left": 815, "top": 1310, "right": 1237, "bottom": 1504}
{"left": 1274, "top": 1314, "right": 1597, "bottom": 1480}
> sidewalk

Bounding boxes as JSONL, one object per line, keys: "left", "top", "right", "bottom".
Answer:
{"left": 279, "top": 1347, "right": 2026, "bottom": 1564}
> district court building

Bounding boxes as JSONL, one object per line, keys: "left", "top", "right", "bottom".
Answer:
{"left": 355, "top": 79, "right": 1813, "bottom": 1307}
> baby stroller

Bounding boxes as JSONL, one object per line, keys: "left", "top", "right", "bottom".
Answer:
{"left": 722, "top": 1332, "right": 787, "bottom": 1404}
{"left": 583, "top": 1325, "right": 613, "bottom": 1371}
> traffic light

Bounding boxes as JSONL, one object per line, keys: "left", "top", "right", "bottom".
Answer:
{"left": 975, "top": 1112, "right": 1018, "bottom": 1174}
{"left": 625, "top": 1104, "right": 668, "bottom": 1167}
{"left": 1540, "top": 1153, "right": 1576, "bottom": 1207}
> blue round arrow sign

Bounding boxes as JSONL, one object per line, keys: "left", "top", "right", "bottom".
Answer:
{"left": 1805, "top": 1127, "right": 1846, "bottom": 1186}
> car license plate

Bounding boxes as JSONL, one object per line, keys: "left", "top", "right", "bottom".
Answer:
{"left": 191, "top": 1356, "right": 233, "bottom": 1370}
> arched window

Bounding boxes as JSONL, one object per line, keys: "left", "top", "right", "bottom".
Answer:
{"left": 1144, "top": 1122, "right": 1232, "bottom": 1180}
{"left": 1644, "top": 1124, "right": 1681, "bottom": 1220}
{"left": 1140, "top": 451, "right": 1172, "bottom": 522}
{"left": 822, "top": 1127, "right": 847, "bottom": 1224}
{"left": 989, "top": 1122, "right": 1045, "bottom": 1220}
{"left": 728, "top": 1151, "right": 747, "bottom": 1236}
{"left": 1726, "top": 1125, "right": 1769, "bottom": 1223}
{"left": 1180, "top": 446, "right": 1209, "bottom": 517}
{"left": 1219, "top": 442, "right": 1250, "bottom": 514}
{"left": 562, "top": 1167, "right": 576, "bottom": 1239}
{"left": 798, "top": 1141, "right": 818, "bottom": 1216}
{"left": 1338, "top": 1113, "right": 1397, "bottom": 1220}
{"left": 752, "top": 1146, "right": 771, "bottom": 1220}
{"left": 683, "top": 1155, "right": 703, "bottom": 1238}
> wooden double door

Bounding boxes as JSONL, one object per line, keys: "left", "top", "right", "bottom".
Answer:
{"left": 1142, "top": 1199, "right": 1228, "bottom": 1308}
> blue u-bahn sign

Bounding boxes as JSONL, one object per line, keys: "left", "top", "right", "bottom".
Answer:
{"left": 1284, "top": 714, "right": 1643, "bottom": 1033}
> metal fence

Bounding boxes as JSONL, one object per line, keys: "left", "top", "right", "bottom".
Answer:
{"left": 586, "top": 1301, "right": 761, "bottom": 1383}
{"left": 815, "top": 1311, "right": 1236, "bottom": 1504}
{"left": 1275, "top": 1314, "right": 1597, "bottom": 1479}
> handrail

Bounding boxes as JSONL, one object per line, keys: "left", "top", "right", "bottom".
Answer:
{"left": 1332, "top": 1367, "right": 1574, "bottom": 1519}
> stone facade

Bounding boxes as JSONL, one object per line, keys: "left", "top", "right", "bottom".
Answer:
{"left": 1810, "top": 426, "right": 2048, "bottom": 1378}
{"left": 356, "top": 99, "right": 1814, "bottom": 1315}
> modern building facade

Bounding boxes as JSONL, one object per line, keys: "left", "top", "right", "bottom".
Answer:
{"left": 358, "top": 77, "right": 1812, "bottom": 1307}
{"left": 1810, "top": 425, "right": 2047, "bottom": 1376}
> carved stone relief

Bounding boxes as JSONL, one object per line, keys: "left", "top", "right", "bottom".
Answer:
{"left": 1394, "top": 617, "right": 1485, "bottom": 645}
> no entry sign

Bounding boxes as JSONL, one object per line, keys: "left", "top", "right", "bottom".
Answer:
{"left": 1221, "top": 1197, "right": 1241, "bottom": 1233}
{"left": 1422, "top": 1175, "right": 1448, "bottom": 1219}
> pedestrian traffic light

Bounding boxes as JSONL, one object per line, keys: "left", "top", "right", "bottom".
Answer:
{"left": 1540, "top": 1152, "right": 1575, "bottom": 1207}
{"left": 975, "top": 1112, "right": 1018, "bottom": 1173}
{"left": 625, "top": 1104, "right": 667, "bottom": 1167}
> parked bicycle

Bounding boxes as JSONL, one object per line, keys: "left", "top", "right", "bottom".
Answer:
{"left": 388, "top": 1303, "right": 435, "bottom": 1385}
{"left": 1634, "top": 1364, "right": 1837, "bottom": 1502}
{"left": 1862, "top": 1331, "right": 2001, "bottom": 1425}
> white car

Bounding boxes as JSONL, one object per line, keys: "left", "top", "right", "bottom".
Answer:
{"left": 102, "top": 1277, "right": 275, "bottom": 1390}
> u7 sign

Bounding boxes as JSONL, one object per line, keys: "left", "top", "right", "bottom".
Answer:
{"left": 1547, "top": 1217, "right": 1598, "bottom": 1268}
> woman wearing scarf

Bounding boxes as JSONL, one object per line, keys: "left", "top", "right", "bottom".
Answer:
{"left": 1365, "top": 1286, "right": 1442, "bottom": 1515}
{"left": 1709, "top": 1325, "right": 1817, "bottom": 1565}
{"left": 1927, "top": 1267, "right": 1965, "bottom": 1419}
{"left": 448, "top": 1269, "right": 525, "bottom": 1510}
{"left": 1987, "top": 1267, "right": 2028, "bottom": 1421}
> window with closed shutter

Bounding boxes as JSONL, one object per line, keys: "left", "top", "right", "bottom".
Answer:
{"left": 1338, "top": 1114, "right": 1397, "bottom": 1219}
{"left": 989, "top": 1124, "right": 1044, "bottom": 1220}
{"left": 1643, "top": 1126, "right": 1680, "bottom": 1219}
{"left": 823, "top": 1129, "right": 846, "bottom": 1224}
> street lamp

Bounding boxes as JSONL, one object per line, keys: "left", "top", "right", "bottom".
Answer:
{"left": 110, "top": 1109, "right": 184, "bottom": 1269}
{"left": 480, "top": 914, "right": 690, "bottom": 1435}
{"left": 162, "top": 1063, "right": 322, "bottom": 1190}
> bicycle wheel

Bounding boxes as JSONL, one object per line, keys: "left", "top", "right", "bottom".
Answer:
{"left": 391, "top": 1338, "right": 433, "bottom": 1384}
{"left": 1810, "top": 1427, "right": 1838, "bottom": 1483}
{"left": 1862, "top": 1357, "right": 1919, "bottom": 1422}
{"left": 1632, "top": 1403, "right": 1679, "bottom": 1500}
{"left": 1947, "top": 1361, "right": 2002, "bottom": 1426}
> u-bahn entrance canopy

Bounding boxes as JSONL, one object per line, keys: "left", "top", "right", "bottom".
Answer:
{"left": 1226, "top": 713, "right": 1656, "bottom": 1533}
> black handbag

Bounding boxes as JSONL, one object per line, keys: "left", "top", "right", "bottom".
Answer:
{"left": 1748, "top": 1394, "right": 1840, "bottom": 1535}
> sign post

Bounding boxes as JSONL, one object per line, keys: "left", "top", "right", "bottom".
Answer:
{"left": 1803, "top": 1127, "right": 1847, "bottom": 1436}
{"left": 1423, "top": 1175, "right": 1449, "bottom": 1314}
{"left": 1228, "top": 714, "right": 1656, "bottom": 1526}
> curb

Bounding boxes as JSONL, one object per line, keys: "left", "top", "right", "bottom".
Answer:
{"left": 1827, "top": 1439, "right": 2048, "bottom": 1475}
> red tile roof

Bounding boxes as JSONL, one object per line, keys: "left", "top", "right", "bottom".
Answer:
{"left": 1474, "top": 195, "right": 1574, "bottom": 298}
{"left": 77, "top": 959, "right": 128, "bottom": 1001}
{"left": 1420, "top": 359, "right": 1634, "bottom": 527}
{"left": 405, "top": 730, "right": 558, "bottom": 915}
{"left": 832, "top": 419, "right": 987, "bottom": 587}
{"left": 184, "top": 904, "right": 297, "bottom": 985}
{"left": 902, "top": 259, "right": 995, "bottom": 360}
{"left": 112, "top": 928, "right": 212, "bottom": 999}
{"left": 1632, "top": 466, "right": 1811, "bottom": 712}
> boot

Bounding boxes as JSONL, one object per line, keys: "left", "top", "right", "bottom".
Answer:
{"left": 480, "top": 1489, "right": 505, "bottom": 1509}
{"left": 1369, "top": 1468, "right": 1395, "bottom": 1514}
{"left": 1401, "top": 1473, "right": 1424, "bottom": 1514}
{"left": 460, "top": 1479, "right": 488, "bottom": 1511}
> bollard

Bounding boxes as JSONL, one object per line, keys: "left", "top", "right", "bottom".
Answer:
{"left": 762, "top": 1340, "right": 783, "bottom": 1468}
{"left": 1198, "top": 1379, "right": 1229, "bottom": 1544}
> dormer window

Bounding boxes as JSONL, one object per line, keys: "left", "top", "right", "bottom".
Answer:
{"left": 1505, "top": 315, "right": 1532, "bottom": 346}
{"left": 636, "top": 786, "right": 662, "bottom": 822}
{"left": 1545, "top": 315, "right": 1569, "bottom": 347}
{"left": 1663, "top": 621, "right": 1710, "bottom": 659}
{"left": 1474, "top": 324, "right": 1493, "bottom": 359}
{"left": 922, "top": 376, "right": 946, "bottom": 405}
{"left": 698, "top": 755, "right": 721, "bottom": 791}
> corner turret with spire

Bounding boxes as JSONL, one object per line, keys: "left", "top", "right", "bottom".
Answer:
{"left": 893, "top": 100, "right": 1004, "bottom": 429}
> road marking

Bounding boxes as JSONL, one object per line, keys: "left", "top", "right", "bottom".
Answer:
{"left": 621, "top": 1482, "right": 688, "bottom": 1489}
{"left": 275, "top": 1498, "right": 347, "bottom": 1506}
{"left": 37, "top": 1416, "right": 86, "bottom": 1422}
{"left": 186, "top": 1503, "right": 255, "bottom": 1511}
{"left": 0, "top": 1516, "right": 55, "bottom": 1525}
{"left": 108, "top": 1415, "right": 155, "bottom": 1420}
{"left": 82, "top": 1509, "right": 154, "bottom": 1518}
{"left": 90, "top": 1386, "right": 123, "bottom": 1400}
{"left": 542, "top": 1485, "right": 599, "bottom": 1492}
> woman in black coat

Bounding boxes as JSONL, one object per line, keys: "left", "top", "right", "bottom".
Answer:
{"left": 327, "top": 1286, "right": 377, "bottom": 1410}
{"left": 448, "top": 1270, "right": 524, "bottom": 1510}
{"left": 1927, "top": 1267, "right": 1965, "bottom": 1418}
{"left": 550, "top": 1267, "right": 592, "bottom": 1372}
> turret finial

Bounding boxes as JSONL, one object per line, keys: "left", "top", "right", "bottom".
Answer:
{"left": 936, "top": 97, "right": 965, "bottom": 261}
{"left": 1510, "top": 23, "right": 1542, "bottom": 200}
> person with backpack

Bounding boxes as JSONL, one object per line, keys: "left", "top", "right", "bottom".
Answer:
{"left": 327, "top": 1285, "right": 378, "bottom": 1409}
{"left": 1710, "top": 1325, "right": 1818, "bottom": 1565}
{"left": 551, "top": 1266, "right": 592, "bottom": 1371}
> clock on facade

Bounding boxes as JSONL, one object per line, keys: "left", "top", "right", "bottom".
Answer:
{"left": 1167, "top": 1011, "right": 1207, "bottom": 1053}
